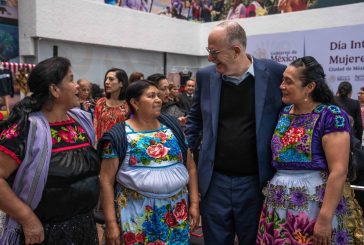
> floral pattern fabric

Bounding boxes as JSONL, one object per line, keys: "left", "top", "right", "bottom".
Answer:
{"left": 257, "top": 104, "right": 364, "bottom": 245}
{"left": 102, "top": 123, "right": 190, "bottom": 244}
{"left": 115, "top": 185, "right": 189, "bottom": 245}
{"left": 94, "top": 97, "right": 129, "bottom": 141}
{"left": 49, "top": 118, "right": 90, "bottom": 152}
{"left": 0, "top": 117, "right": 91, "bottom": 162}
{"left": 272, "top": 104, "right": 350, "bottom": 170}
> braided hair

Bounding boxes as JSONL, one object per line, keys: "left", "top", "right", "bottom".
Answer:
{"left": 337, "top": 81, "right": 352, "bottom": 99}
{"left": 289, "top": 56, "right": 334, "bottom": 104}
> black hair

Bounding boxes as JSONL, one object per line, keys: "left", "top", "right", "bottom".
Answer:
{"left": 104, "top": 68, "right": 128, "bottom": 100}
{"left": 360, "top": 87, "right": 364, "bottom": 92}
{"left": 289, "top": 56, "right": 334, "bottom": 104}
{"left": 147, "top": 73, "right": 166, "bottom": 87}
{"left": 91, "top": 83, "right": 104, "bottom": 100}
{"left": 125, "top": 80, "right": 158, "bottom": 114}
{"left": 337, "top": 81, "right": 352, "bottom": 99}
{"left": 0, "top": 56, "right": 71, "bottom": 131}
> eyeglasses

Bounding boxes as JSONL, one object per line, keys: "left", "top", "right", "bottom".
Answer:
{"left": 358, "top": 92, "right": 364, "bottom": 95}
{"left": 206, "top": 47, "right": 225, "bottom": 57}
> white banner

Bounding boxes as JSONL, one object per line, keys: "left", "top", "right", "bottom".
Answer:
{"left": 247, "top": 31, "right": 305, "bottom": 66}
{"left": 305, "top": 24, "right": 364, "bottom": 98}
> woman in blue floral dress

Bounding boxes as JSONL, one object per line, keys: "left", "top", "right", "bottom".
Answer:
{"left": 256, "top": 56, "right": 364, "bottom": 245}
{"left": 98, "top": 80, "right": 199, "bottom": 245}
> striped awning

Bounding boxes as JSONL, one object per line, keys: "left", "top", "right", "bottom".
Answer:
{"left": 1, "top": 62, "right": 36, "bottom": 74}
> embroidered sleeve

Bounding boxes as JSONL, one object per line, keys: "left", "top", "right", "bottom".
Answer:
{"left": 0, "top": 122, "right": 28, "bottom": 164}
{"left": 101, "top": 141, "right": 118, "bottom": 159}
{"left": 323, "top": 105, "right": 351, "bottom": 135}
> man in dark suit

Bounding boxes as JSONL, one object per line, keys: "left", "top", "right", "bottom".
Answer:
{"left": 185, "top": 21, "right": 285, "bottom": 244}
{"left": 178, "top": 79, "right": 196, "bottom": 114}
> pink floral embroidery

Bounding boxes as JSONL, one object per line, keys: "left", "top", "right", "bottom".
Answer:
{"left": 66, "top": 125, "right": 78, "bottom": 141}
{"left": 77, "top": 126, "right": 85, "bottom": 134}
{"left": 173, "top": 199, "right": 188, "bottom": 222}
{"left": 1, "top": 123, "right": 19, "bottom": 140}
{"left": 147, "top": 144, "right": 169, "bottom": 159}
{"left": 59, "top": 130, "right": 73, "bottom": 143}
{"left": 154, "top": 132, "right": 168, "bottom": 142}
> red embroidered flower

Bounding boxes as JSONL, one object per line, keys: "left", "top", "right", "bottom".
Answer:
{"left": 173, "top": 199, "right": 188, "bottom": 221}
{"left": 135, "top": 232, "right": 145, "bottom": 243}
{"left": 59, "top": 130, "right": 73, "bottom": 143}
{"left": 123, "top": 231, "right": 136, "bottom": 245}
{"left": 154, "top": 132, "right": 168, "bottom": 142}
{"left": 52, "top": 137, "right": 57, "bottom": 145}
{"left": 281, "top": 127, "right": 305, "bottom": 147}
{"left": 178, "top": 153, "right": 183, "bottom": 162}
{"left": 147, "top": 144, "right": 169, "bottom": 159}
{"left": 66, "top": 125, "right": 78, "bottom": 141}
{"left": 77, "top": 126, "right": 85, "bottom": 134}
{"left": 130, "top": 155, "right": 137, "bottom": 165}
{"left": 145, "top": 205, "right": 153, "bottom": 213}
{"left": 164, "top": 210, "right": 178, "bottom": 227}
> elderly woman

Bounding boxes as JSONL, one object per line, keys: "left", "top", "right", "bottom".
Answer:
{"left": 256, "top": 56, "right": 364, "bottom": 244}
{"left": 0, "top": 57, "right": 99, "bottom": 244}
{"left": 94, "top": 68, "right": 130, "bottom": 141}
{"left": 98, "top": 80, "right": 199, "bottom": 244}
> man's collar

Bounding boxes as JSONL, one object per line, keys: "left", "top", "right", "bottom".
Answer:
{"left": 222, "top": 55, "right": 254, "bottom": 85}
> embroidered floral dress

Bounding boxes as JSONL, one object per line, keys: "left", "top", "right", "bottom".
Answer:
{"left": 94, "top": 97, "right": 129, "bottom": 141}
{"left": 102, "top": 123, "right": 190, "bottom": 245}
{"left": 0, "top": 117, "right": 100, "bottom": 244}
{"left": 256, "top": 104, "right": 364, "bottom": 245}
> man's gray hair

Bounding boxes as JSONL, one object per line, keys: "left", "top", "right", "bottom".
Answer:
{"left": 217, "top": 21, "right": 247, "bottom": 48}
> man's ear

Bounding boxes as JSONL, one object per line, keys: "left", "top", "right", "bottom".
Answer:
{"left": 233, "top": 45, "right": 241, "bottom": 56}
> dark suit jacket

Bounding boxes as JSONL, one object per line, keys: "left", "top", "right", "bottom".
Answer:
{"left": 185, "top": 58, "right": 286, "bottom": 197}
{"left": 335, "top": 96, "right": 363, "bottom": 141}
{"left": 178, "top": 92, "right": 193, "bottom": 114}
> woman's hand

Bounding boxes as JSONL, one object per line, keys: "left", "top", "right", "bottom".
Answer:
{"left": 21, "top": 213, "right": 44, "bottom": 245}
{"left": 189, "top": 203, "right": 200, "bottom": 231}
{"left": 105, "top": 221, "right": 121, "bottom": 245}
{"left": 313, "top": 216, "right": 332, "bottom": 245}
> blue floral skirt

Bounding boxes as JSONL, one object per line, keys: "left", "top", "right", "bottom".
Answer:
{"left": 114, "top": 184, "right": 190, "bottom": 245}
{"left": 256, "top": 170, "right": 364, "bottom": 245}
